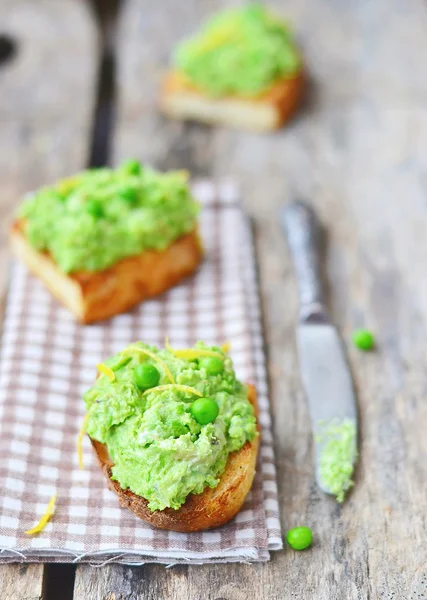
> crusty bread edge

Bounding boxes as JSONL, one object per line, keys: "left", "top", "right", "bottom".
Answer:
{"left": 90, "top": 384, "right": 260, "bottom": 532}
{"left": 160, "top": 70, "right": 305, "bottom": 132}
{"left": 9, "top": 223, "right": 203, "bottom": 324}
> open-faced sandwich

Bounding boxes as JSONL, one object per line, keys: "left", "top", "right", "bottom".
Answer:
{"left": 10, "top": 160, "right": 202, "bottom": 323}
{"left": 82, "top": 341, "right": 259, "bottom": 532}
{"left": 161, "top": 3, "right": 304, "bottom": 132}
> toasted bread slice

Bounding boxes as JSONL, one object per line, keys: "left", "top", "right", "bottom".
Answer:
{"left": 160, "top": 71, "right": 304, "bottom": 132}
{"left": 90, "top": 384, "right": 259, "bottom": 532}
{"left": 10, "top": 222, "right": 203, "bottom": 324}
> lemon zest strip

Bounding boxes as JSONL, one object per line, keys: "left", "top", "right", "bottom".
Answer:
{"left": 77, "top": 413, "right": 90, "bottom": 470}
{"left": 25, "top": 493, "right": 57, "bottom": 535}
{"left": 97, "top": 363, "right": 116, "bottom": 382}
{"left": 57, "top": 176, "right": 79, "bottom": 196}
{"left": 172, "top": 349, "right": 224, "bottom": 359}
{"left": 175, "top": 169, "right": 190, "bottom": 181}
{"left": 165, "top": 338, "right": 223, "bottom": 360}
{"left": 142, "top": 384, "right": 203, "bottom": 397}
{"left": 124, "top": 347, "right": 175, "bottom": 384}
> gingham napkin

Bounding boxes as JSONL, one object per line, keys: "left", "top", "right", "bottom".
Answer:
{"left": 0, "top": 181, "right": 282, "bottom": 565}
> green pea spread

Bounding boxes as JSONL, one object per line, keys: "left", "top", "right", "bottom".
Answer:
{"left": 317, "top": 419, "right": 357, "bottom": 503}
{"left": 84, "top": 342, "right": 257, "bottom": 511}
{"left": 174, "top": 3, "right": 300, "bottom": 98}
{"left": 18, "top": 160, "right": 199, "bottom": 274}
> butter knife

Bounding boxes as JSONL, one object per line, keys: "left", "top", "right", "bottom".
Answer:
{"left": 280, "top": 201, "right": 358, "bottom": 501}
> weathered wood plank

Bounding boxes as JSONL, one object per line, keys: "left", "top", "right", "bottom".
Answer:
{"left": 0, "top": 565, "right": 44, "bottom": 600}
{"left": 0, "top": 0, "right": 96, "bottom": 268}
{"left": 74, "top": 0, "right": 427, "bottom": 598}
{"left": 0, "top": 0, "right": 96, "bottom": 597}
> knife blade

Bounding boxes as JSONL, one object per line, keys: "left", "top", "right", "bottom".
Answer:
{"left": 280, "top": 201, "right": 358, "bottom": 501}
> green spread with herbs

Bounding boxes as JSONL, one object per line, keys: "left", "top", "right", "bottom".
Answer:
{"left": 18, "top": 160, "right": 199, "bottom": 274}
{"left": 317, "top": 419, "right": 357, "bottom": 503}
{"left": 174, "top": 3, "right": 301, "bottom": 98}
{"left": 84, "top": 342, "right": 257, "bottom": 511}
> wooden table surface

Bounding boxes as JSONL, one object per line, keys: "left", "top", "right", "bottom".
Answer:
{"left": 1, "top": 0, "right": 427, "bottom": 598}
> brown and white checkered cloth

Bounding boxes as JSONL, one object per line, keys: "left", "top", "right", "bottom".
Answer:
{"left": 0, "top": 181, "right": 282, "bottom": 565}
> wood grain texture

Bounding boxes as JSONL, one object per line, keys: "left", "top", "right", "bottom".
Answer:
{"left": 75, "top": 0, "right": 427, "bottom": 598}
{"left": 0, "top": 565, "right": 44, "bottom": 600}
{"left": 0, "top": 0, "right": 95, "bottom": 597}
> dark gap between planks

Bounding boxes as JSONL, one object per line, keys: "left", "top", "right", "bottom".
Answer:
{"left": 42, "top": 0, "right": 121, "bottom": 596}
{"left": 0, "top": 34, "right": 17, "bottom": 66}
{"left": 43, "top": 564, "right": 76, "bottom": 600}
{"left": 87, "top": 0, "right": 122, "bottom": 167}
{"left": 86, "top": 47, "right": 117, "bottom": 167}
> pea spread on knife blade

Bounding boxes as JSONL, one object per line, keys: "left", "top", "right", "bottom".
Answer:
{"left": 84, "top": 342, "right": 257, "bottom": 511}
{"left": 174, "top": 3, "right": 301, "bottom": 98}
{"left": 18, "top": 159, "right": 199, "bottom": 274}
{"left": 317, "top": 419, "right": 357, "bottom": 503}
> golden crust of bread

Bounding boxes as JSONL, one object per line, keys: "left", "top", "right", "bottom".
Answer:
{"left": 160, "top": 70, "right": 304, "bottom": 132}
{"left": 9, "top": 222, "right": 203, "bottom": 324}
{"left": 90, "top": 384, "right": 259, "bottom": 532}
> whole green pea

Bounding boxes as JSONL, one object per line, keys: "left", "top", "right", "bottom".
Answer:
{"left": 352, "top": 329, "right": 375, "bottom": 351}
{"left": 199, "top": 356, "right": 224, "bottom": 376}
{"left": 190, "top": 397, "right": 219, "bottom": 425}
{"left": 134, "top": 363, "right": 160, "bottom": 390}
{"left": 118, "top": 186, "right": 138, "bottom": 204}
{"left": 286, "top": 526, "right": 313, "bottom": 550}
{"left": 121, "top": 159, "right": 141, "bottom": 176}
{"left": 85, "top": 199, "right": 104, "bottom": 218}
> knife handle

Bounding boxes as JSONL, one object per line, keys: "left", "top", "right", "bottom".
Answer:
{"left": 280, "top": 201, "right": 327, "bottom": 321}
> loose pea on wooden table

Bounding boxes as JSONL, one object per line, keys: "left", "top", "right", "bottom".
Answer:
{"left": 1, "top": 0, "right": 427, "bottom": 598}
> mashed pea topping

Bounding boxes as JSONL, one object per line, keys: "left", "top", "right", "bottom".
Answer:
{"left": 84, "top": 342, "right": 257, "bottom": 511}
{"left": 317, "top": 419, "right": 357, "bottom": 503}
{"left": 18, "top": 160, "right": 199, "bottom": 273}
{"left": 174, "top": 3, "right": 300, "bottom": 98}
